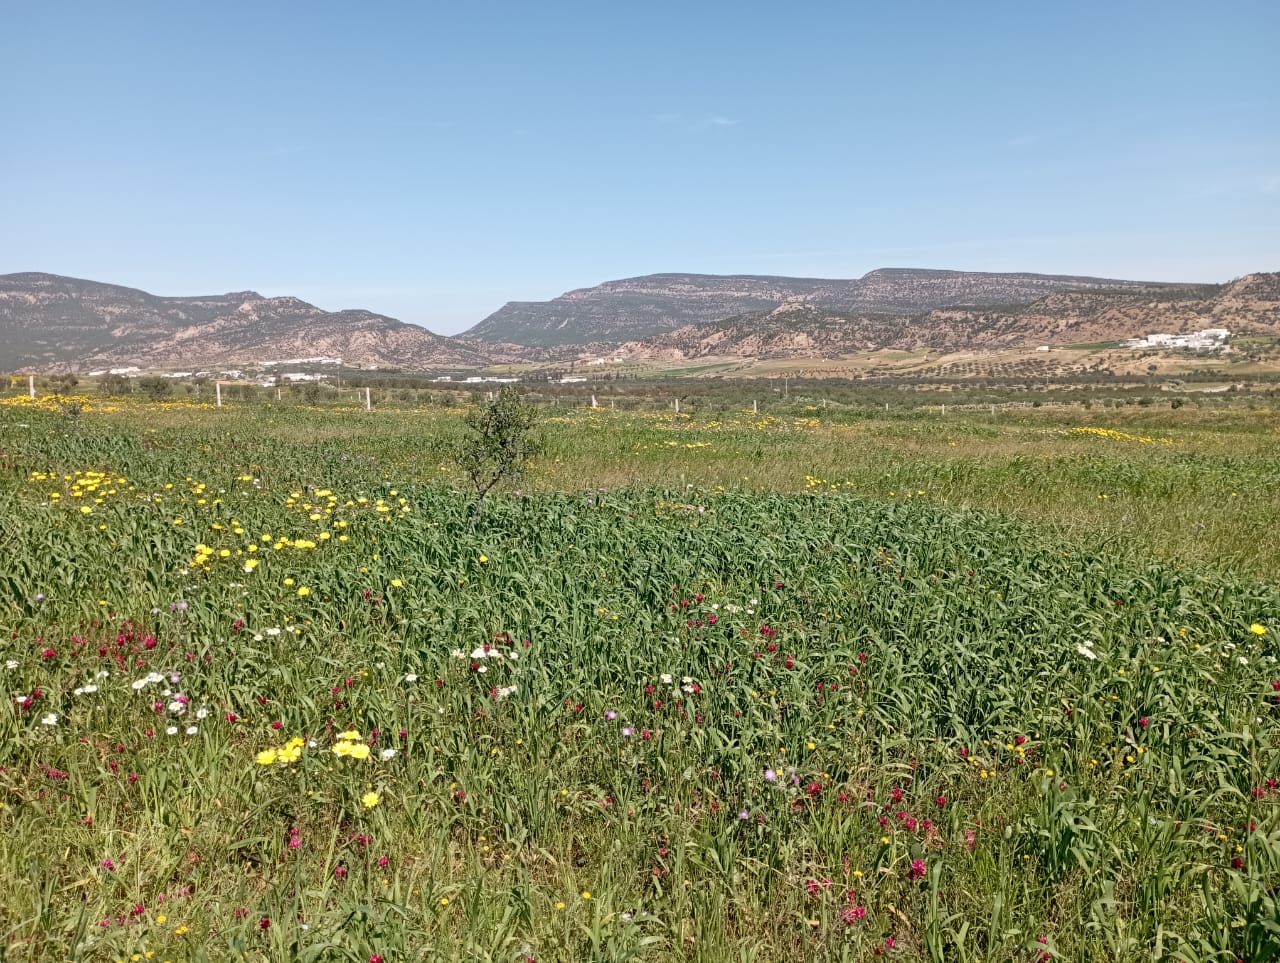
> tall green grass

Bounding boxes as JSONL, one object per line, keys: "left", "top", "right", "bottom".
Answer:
{"left": 0, "top": 399, "right": 1276, "bottom": 961}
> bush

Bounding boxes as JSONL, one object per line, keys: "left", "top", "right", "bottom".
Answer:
{"left": 449, "top": 387, "right": 541, "bottom": 522}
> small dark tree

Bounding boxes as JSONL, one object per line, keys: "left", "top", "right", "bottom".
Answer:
{"left": 98, "top": 373, "right": 131, "bottom": 396}
{"left": 451, "top": 387, "right": 541, "bottom": 523}
{"left": 137, "top": 376, "right": 172, "bottom": 401}
{"left": 46, "top": 373, "right": 79, "bottom": 396}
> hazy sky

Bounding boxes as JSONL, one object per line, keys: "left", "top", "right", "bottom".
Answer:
{"left": 3, "top": 1, "right": 1277, "bottom": 334}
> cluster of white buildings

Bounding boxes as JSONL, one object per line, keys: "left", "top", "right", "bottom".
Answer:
{"left": 432, "top": 375, "right": 520, "bottom": 384}
{"left": 1123, "top": 328, "right": 1230, "bottom": 351}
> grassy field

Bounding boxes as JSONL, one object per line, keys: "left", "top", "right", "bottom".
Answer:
{"left": 0, "top": 394, "right": 1278, "bottom": 962}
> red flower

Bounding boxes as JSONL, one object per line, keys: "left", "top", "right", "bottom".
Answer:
{"left": 840, "top": 905, "right": 867, "bottom": 925}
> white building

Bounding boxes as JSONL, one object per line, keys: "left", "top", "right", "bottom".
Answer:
{"left": 1123, "top": 328, "right": 1231, "bottom": 351}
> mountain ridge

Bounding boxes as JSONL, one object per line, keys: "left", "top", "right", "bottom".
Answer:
{"left": 610, "top": 273, "right": 1280, "bottom": 362}
{"left": 462, "top": 268, "right": 1199, "bottom": 346}
{"left": 1, "top": 268, "right": 1275, "bottom": 373}
{"left": 0, "top": 272, "right": 484, "bottom": 371}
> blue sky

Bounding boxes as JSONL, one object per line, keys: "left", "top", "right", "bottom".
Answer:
{"left": 2, "top": 1, "right": 1277, "bottom": 334}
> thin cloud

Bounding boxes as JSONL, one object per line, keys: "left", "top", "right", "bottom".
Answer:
{"left": 653, "top": 112, "right": 741, "bottom": 131}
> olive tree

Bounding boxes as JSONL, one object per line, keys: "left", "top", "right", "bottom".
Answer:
{"left": 450, "top": 386, "right": 541, "bottom": 523}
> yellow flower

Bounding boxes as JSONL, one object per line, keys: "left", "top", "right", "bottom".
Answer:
{"left": 390, "top": 578, "right": 403, "bottom": 588}
{"left": 1249, "top": 623, "right": 1266, "bottom": 635}
{"left": 175, "top": 925, "right": 189, "bottom": 935}
{"left": 439, "top": 897, "right": 450, "bottom": 906}
{"left": 348, "top": 743, "right": 371, "bottom": 760}
{"left": 155, "top": 914, "right": 167, "bottom": 924}
{"left": 555, "top": 901, "right": 566, "bottom": 911}
{"left": 283, "top": 577, "right": 295, "bottom": 586}
{"left": 339, "top": 729, "right": 362, "bottom": 741}
{"left": 255, "top": 748, "right": 278, "bottom": 766}
{"left": 297, "top": 586, "right": 310, "bottom": 596}
{"left": 361, "top": 791, "right": 380, "bottom": 808}
{"left": 581, "top": 890, "right": 591, "bottom": 900}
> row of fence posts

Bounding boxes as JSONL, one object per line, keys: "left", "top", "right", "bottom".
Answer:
{"left": 19, "top": 376, "right": 992, "bottom": 418}
{"left": 210, "top": 382, "right": 368, "bottom": 410}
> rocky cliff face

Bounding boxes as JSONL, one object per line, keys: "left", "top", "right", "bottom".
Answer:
{"left": 0, "top": 273, "right": 486, "bottom": 371}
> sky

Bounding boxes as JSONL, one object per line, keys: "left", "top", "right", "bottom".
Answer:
{"left": 2, "top": 1, "right": 1277, "bottom": 335}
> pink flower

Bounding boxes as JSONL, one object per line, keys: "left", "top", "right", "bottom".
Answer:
{"left": 840, "top": 905, "right": 867, "bottom": 925}
{"left": 906, "top": 858, "right": 926, "bottom": 880}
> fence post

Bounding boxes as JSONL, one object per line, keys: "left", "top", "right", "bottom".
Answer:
{"left": 365, "top": 387, "right": 371, "bottom": 411}
{"left": 216, "top": 382, "right": 222, "bottom": 407}
{"left": 29, "top": 375, "right": 35, "bottom": 398}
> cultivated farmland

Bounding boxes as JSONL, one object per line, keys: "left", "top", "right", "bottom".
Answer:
{"left": 1, "top": 395, "right": 1277, "bottom": 962}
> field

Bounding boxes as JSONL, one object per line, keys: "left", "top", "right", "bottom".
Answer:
{"left": 1, "top": 392, "right": 1278, "bottom": 962}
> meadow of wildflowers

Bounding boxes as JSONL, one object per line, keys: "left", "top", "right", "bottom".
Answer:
{"left": 0, "top": 399, "right": 1277, "bottom": 962}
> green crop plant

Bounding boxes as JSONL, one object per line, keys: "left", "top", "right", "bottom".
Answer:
{"left": 0, "top": 394, "right": 1276, "bottom": 961}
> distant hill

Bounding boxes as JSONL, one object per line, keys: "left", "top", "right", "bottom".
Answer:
{"left": 0, "top": 273, "right": 486, "bottom": 372}
{"left": 461, "top": 268, "right": 1190, "bottom": 346}
{"left": 612, "top": 273, "right": 1280, "bottom": 361}
{"left": 3, "top": 268, "right": 1275, "bottom": 374}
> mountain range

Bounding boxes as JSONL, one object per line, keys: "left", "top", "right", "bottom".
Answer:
{"left": 0, "top": 273, "right": 484, "bottom": 372}
{"left": 1, "top": 268, "right": 1277, "bottom": 373}
{"left": 461, "top": 269, "right": 1198, "bottom": 346}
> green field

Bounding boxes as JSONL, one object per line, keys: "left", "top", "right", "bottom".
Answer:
{"left": 1, "top": 394, "right": 1278, "bottom": 962}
